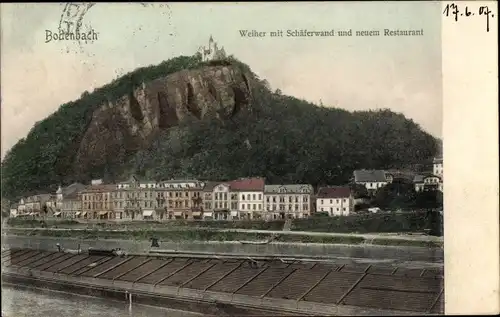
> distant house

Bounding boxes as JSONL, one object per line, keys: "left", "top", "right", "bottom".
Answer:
{"left": 316, "top": 186, "right": 353, "bottom": 216}
{"left": 413, "top": 174, "right": 442, "bottom": 192}
{"left": 353, "top": 170, "right": 388, "bottom": 194}
{"left": 264, "top": 184, "right": 313, "bottom": 220}
{"left": 433, "top": 157, "right": 443, "bottom": 177}
{"left": 384, "top": 170, "right": 416, "bottom": 184}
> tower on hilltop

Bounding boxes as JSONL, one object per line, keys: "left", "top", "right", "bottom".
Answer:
{"left": 198, "top": 35, "right": 227, "bottom": 62}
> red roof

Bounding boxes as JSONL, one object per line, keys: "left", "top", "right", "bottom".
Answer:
{"left": 229, "top": 177, "right": 265, "bottom": 191}
{"left": 317, "top": 186, "right": 351, "bottom": 198}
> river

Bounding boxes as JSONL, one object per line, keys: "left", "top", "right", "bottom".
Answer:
{"left": 1, "top": 285, "right": 203, "bottom": 317}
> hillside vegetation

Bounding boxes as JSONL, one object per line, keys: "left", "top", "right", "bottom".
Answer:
{"left": 1, "top": 54, "right": 438, "bottom": 200}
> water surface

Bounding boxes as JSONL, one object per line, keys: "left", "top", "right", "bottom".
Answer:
{"left": 1, "top": 284, "right": 202, "bottom": 317}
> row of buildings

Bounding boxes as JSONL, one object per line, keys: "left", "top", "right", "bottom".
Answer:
{"left": 10, "top": 158, "right": 443, "bottom": 221}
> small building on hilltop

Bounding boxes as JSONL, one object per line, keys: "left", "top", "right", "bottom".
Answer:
{"left": 198, "top": 35, "right": 227, "bottom": 62}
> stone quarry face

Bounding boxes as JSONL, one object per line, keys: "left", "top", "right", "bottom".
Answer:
{"left": 73, "top": 64, "right": 253, "bottom": 176}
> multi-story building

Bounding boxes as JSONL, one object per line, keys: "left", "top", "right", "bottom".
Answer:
{"left": 54, "top": 183, "right": 86, "bottom": 218}
{"left": 433, "top": 157, "right": 443, "bottom": 177}
{"left": 353, "top": 170, "right": 388, "bottom": 195}
{"left": 79, "top": 182, "right": 115, "bottom": 220}
{"left": 233, "top": 177, "right": 265, "bottom": 220}
{"left": 210, "top": 181, "right": 234, "bottom": 220}
{"left": 316, "top": 186, "right": 353, "bottom": 216}
{"left": 156, "top": 179, "right": 204, "bottom": 220}
{"left": 413, "top": 174, "right": 442, "bottom": 192}
{"left": 263, "top": 184, "right": 313, "bottom": 220}
{"left": 112, "top": 176, "right": 154, "bottom": 221}
{"left": 24, "top": 194, "right": 52, "bottom": 217}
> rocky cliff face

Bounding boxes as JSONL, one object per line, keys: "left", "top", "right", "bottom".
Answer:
{"left": 73, "top": 65, "right": 253, "bottom": 175}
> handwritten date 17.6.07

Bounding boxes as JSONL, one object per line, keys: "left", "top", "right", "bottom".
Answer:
{"left": 443, "top": 3, "right": 495, "bottom": 32}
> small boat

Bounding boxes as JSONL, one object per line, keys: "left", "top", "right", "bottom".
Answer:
{"left": 238, "top": 240, "right": 271, "bottom": 245}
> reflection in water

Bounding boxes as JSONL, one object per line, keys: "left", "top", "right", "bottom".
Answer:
{"left": 1, "top": 285, "right": 203, "bottom": 317}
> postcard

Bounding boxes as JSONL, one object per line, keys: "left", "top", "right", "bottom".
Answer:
{"left": 1, "top": 2, "right": 498, "bottom": 316}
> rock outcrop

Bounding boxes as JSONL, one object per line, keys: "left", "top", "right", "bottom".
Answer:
{"left": 74, "top": 64, "right": 253, "bottom": 175}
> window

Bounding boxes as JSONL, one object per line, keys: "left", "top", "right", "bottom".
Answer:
{"left": 252, "top": 194, "right": 256, "bottom": 200}
{"left": 330, "top": 207, "right": 333, "bottom": 212}
{"left": 336, "top": 199, "right": 339, "bottom": 204}
{"left": 242, "top": 204, "right": 245, "bottom": 210}
{"left": 258, "top": 194, "right": 262, "bottom": 200}
{"left": 242, "top": 194, "right": 245, "bottom": 200}
{"left": 258, "top": 204, "right": 261, "bottom": 210}
{"left": 321, "top": 199, "right": 324, "bottom": 204}
{"left": 253, "top": 204, "right": 256, "bottom": 210}
{"left": 266, "top": 197, "right": 270, "bottom": 203}
{"left": 330, "top": 199, "right": 332, "bottom": 204}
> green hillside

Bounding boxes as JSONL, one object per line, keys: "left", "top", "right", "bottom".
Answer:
{"left": 1, "top": 54, "right": 438, "bottom": 200}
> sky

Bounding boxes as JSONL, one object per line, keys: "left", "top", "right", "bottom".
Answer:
{"left": 0, "top": 2, "right": 442, "bottom": 159}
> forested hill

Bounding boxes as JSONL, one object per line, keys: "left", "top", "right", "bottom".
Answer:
{"left": 1, "top": 54, "right": 438, "bottom": 200}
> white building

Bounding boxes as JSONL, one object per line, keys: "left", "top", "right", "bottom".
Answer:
{"left": 316, "top": 186, "right": 353, "bottom": 216}
{"left": 202, "top": 178, "right": 265, "bottom": 220}
{"left": 263, "top": 184, "right": 313, "bottom": 220}
{"left": 198, "top": 35, "right": 227, "bottom": 62}
{"left": 353, "top": 170, "right": 388, "bottom": 194}
{"left": 433, "top": 157, "right": 443, "bottom": 177}
{"left": 234, "top": 178, "right": 265, "bottom": 220}
{"left": 414, "top": 174, "right": 443, "bottom": 192}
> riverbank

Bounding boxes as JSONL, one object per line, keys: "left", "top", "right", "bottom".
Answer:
{"left": 2, "top": 235, "right": 444, "bottom": 264}
{"left": 2, "top": 227, "right": 443, "bottom": 248}
{"left": 5, "top": 211, "right": 443, "bottom": 236}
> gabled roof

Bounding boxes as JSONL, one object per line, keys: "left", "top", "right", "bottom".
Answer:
{"left": 385, "top": 170, "right": 416, "bottom": 181}
{"left": 317, "top": 186, "right": 351, "bottom": 199}
{"left": 353, "top": 170, "right": 387, "bottom": 183}
{"left": 264, "top": 184, "right": 313, "bottom": 194}
{"left": 433, "top": 157, "right": 443, "bottom": 164}
{"left": 228, "top": 177, "right": 265, "bottom": 192}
